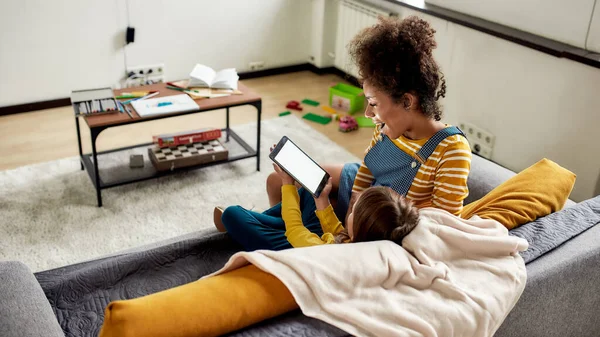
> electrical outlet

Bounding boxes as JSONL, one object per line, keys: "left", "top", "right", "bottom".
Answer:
{"left": 127, "top": 63, "right": 164, "bottom": 77}
{"left": 249, "top": 61, "right": 265, "bottom": 71}
{"left": 125, "top": 63, "right": 165, "bottom": 88}
{"left": 122, "top": 76, "right": 144, "bottom": 88}
{"left": 145, "top": 75, "right": 164, "bottom": 85}
{"left": 459, "top": 122, "right": 495, "bottom": 160}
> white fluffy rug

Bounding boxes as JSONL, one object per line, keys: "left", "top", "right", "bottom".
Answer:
{"left": 0, "top": 116, "right": 359, "bottom": 272}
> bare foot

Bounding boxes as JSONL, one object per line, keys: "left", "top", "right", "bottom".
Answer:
{"left": 213, "top": 206, "right": 227, "bottom": 232}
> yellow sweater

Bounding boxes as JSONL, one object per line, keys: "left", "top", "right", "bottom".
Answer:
{"left": 352, "top": 125, "right": 472, "bottom": 215}
{"left": 281, "top": 185, "right": 343, "bottom": 247}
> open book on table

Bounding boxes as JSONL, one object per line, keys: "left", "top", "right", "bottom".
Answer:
{"left": 189, "top": 64, "right": 239, "bottom": 90}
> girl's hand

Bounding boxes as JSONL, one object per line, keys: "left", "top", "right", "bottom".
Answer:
{"left": 314, "top": 177, "right": 333, "bottom": 210}
{"left": 272, "top": 163, "right": 295, "bottom": 186}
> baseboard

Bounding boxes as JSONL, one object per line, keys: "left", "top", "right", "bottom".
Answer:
{"left": 297, "top": 65, "right": 361, "bottom": 87}
{"left": 324, "top": 67, "right": 361, "bottom": 87}
{"left": 239, "top": 63, "right": 360, "bottom": 87}
{"left": 0, "top": 98, "right": 72, "bottom": 117}
{"left": 238, "top": 63, "right": 314, "bottom": 79}
{"left": 0, "top": 64, "right": 359, "bottom": 116}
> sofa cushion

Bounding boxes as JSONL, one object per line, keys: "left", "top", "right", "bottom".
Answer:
{"left": 465, "top": 154, "right": 516, "bottom": 205}
{"left": 466, "top": 154, "right": 576, "bottom": 208}
{"left": 0, "top": 261, "right": 64, "bottom": 337}
{"left": 461, "top": 158, "right": 576, "bottom": 229}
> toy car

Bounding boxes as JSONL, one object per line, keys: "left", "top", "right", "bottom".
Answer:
{"left": 339, "top": 116, "right": 358, "bottom": 132}
{"left": 285, "top": 100, "right": 303, "bottom": 111}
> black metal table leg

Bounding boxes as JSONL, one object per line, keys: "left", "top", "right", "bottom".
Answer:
{"left": 255, "top": 101, "right": 262, "bottom": 172}
{"left": 91, "top": 128, "right": 102, "bottom": 207}
{"left": 225, "top": 107, "right": 230, "bottom": 142}
{"left": 75, "top": 116, "right": 84, "bottom": 170}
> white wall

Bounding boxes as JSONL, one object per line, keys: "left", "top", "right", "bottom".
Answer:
{"left": 0, "top": 0, "right": 313, "bottom": 107}
{"left": 425, "top": 0, "right": 596, "bottom": 49}
{"left": 587, "top": 1, "right": 600, "bottom": 52}
{"left": 310, "top": 0, "right": 327, "bottom": 67}
{"left": 444, "top": 23, "right": 600, "bottom": 202}
{"left": 310, "top": 0, "right": 339, "bottom": 68}
{"left": 0, "top": 0, "right": 126, "bottom": 106}
{"left": 125, "top": 0, "right": 312, "bottom": 82}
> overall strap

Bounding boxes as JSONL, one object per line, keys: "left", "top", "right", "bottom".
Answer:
{"left": 416, "top": 126, "right": 466, "bottom": 162}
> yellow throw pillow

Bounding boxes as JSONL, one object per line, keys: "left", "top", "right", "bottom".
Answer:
{"left": 461, "top": 158, "right": 576, "bottom": 229}
{"left": 99, "top": 264, "right": 298, "bottom": 337}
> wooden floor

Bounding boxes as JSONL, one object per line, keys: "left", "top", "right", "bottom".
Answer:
{"left": 0, "top": 71, "right": 372, "bottom": 171}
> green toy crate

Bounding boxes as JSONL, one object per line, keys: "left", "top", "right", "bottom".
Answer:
{"left": 329, "top": 83, "right": 364, "bottom": 114}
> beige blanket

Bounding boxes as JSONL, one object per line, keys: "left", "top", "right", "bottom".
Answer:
{"left": 210, "top": 208, "right": 529, "bottom": 337}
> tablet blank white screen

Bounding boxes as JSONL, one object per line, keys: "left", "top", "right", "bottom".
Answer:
{"left": 274, "top": 141, "right": 326, "bottom": 194}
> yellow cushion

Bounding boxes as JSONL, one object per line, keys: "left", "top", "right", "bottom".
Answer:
{"left": 99, "top": 264, "right": 298, "bottom": 337}
{"left": 461, "top": 158, "right": 576, "bottom": 229}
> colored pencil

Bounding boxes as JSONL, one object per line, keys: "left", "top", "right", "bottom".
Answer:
{"left": 121, "top": 91, "right": 159, "bottom": 105}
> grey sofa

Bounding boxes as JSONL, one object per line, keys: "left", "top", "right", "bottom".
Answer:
{"left": 1, "top": 155, "right": 599, "bottom": 337}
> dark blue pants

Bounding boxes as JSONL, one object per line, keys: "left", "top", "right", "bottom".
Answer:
{"left": 222, "top": 164, "right": 359, "bottom": 251}
{"left": 221, "top": 188, "right": 324, "bottom": 251}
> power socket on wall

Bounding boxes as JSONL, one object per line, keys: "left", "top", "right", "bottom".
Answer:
{"left": 249, "top": 61, "right": 265, "bottom": 71}
{"left": 459, "top": 122, "right": 495, "bottom": 160}
{"left": 124, "top": 63, "right": 165, "bottom": 88}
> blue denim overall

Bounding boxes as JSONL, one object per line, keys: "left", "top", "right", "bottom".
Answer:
{"left": 335, "top": 126, "right": 466, "bottom": 217}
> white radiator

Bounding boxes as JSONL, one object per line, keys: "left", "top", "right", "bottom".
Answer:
{"left": 334, "top": 0, "right": 394, "bottom": 77}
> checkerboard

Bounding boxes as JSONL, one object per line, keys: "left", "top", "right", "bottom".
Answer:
{"left": 148, "top": 139, "right": 229, "bottom": 171}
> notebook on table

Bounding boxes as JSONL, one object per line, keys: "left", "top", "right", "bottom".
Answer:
{"left": 131, "top": 94, "right": 199, "bottom": 117}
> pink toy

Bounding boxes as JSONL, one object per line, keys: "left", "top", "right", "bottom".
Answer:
{"left": 339, "top": 116, "right": 358, "bottom": 132}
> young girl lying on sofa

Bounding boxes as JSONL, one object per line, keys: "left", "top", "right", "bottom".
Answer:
{"left": 271, "top": 162, "right": 420, "bottom": 247}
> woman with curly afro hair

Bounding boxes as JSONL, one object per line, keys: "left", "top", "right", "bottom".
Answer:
{"left": 336, "top": 16, "right": 472, "bottom": 219}
{"left": 216, "top": 16, "right": 472, "bottom": 251}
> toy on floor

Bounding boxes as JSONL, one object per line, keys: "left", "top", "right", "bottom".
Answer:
{"left": 329, "top": 83, "right": 364, "bottom": 114}
{"left": 301, "top": 99, "right": 320, "bottom": 107}
{"left": 355, "top": 116, "right": 376, "bottom": 128}
{"left": 286, "top": 101, "right": 303, "bottom": 111}
{"left": 339, "top": 116, "right": 358, "bottom": 132}
{"left": 129, "top": 154, "right": 145, "bottom": 168}
{"left": 303, "top": 112, "right": 331, "bottom": 125}
{"left": 321, "top": 106, "right": 336, "bottom": 114}
{"left": 279, "top": 111, "right": 291, "bottom": 117}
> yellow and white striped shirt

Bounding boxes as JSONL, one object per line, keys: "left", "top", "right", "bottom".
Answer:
{"left": 352, "top": 126, "right": 472, "bottom": 216}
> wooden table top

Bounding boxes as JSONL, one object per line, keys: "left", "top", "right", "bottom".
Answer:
{"left": 83, "top": 82, "right": 261, "bottom": 129}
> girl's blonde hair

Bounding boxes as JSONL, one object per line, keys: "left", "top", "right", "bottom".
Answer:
{"left": 335, "top": 186, "right": 420, "bottom": 244}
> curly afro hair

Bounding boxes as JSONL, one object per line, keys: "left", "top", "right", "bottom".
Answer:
{"left": 348, "top": 16, "right": 446, "bottom": 121}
